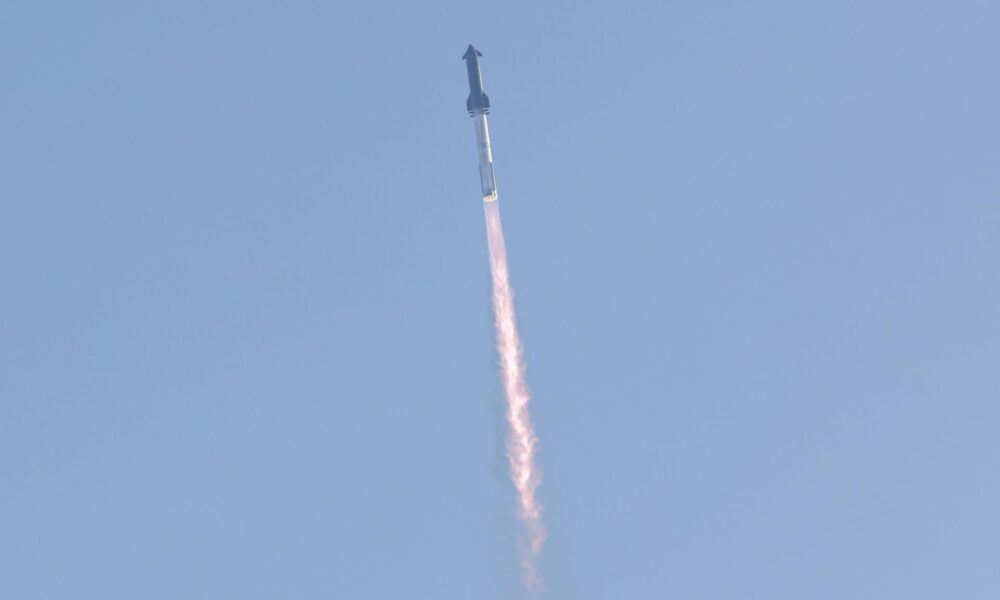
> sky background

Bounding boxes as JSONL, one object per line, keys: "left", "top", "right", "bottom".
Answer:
{"left": 2, "top": 1, "right": 998, "bottom": 598}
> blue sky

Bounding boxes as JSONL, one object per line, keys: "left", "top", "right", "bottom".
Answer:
{"left": 2, "top": 1, "right": 998, "bottom": 598}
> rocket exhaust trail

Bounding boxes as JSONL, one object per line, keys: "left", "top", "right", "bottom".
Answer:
{"left": 484, "top": 200, "right": 545, "bottom": 592}
{"left": 464, "top": 44, "right": 544, "bottom": 592}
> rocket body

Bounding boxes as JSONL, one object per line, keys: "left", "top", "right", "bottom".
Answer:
{"left": 464, "top": 45, "right": 498, "bottom": 202}
{"left": 473, "top": 112, "right": 497, "bottom": 202}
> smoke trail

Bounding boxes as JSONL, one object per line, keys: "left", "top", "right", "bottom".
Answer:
{"left": 483, "top": 200, "right": 545, "bottom": 593}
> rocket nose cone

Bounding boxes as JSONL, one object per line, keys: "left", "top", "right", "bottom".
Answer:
{"left": 463, "top": 44, "right": 481, "bottom": 60}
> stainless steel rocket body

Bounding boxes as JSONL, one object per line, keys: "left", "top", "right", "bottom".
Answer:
{"left": 473, "top": 111, "right": 498, "bottom": 202}
{"left": 463, "top": 45, "right": 498, "bottom": 202}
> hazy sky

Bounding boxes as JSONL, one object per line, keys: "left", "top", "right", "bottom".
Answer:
{"left": 2, "top": 1, "right": 998, "bottom": 598}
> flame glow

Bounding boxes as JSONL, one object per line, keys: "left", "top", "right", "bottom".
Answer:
{"left": 483, "top": 200, "right": 545, "bottom": 592}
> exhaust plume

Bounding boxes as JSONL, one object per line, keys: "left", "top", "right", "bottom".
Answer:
{"left": 483, "top": 200, "right": 545, "bottom": 593}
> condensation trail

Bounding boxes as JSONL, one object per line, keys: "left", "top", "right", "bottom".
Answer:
{"left": 483, "top": 200, "right": 545, "bottom": 592}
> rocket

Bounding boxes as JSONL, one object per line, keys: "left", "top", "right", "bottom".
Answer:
{"left": 463, "top": 44, "right": 498, "bottom": 202}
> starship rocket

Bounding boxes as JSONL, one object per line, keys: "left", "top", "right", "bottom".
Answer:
{"left": 464, "top": 44, "right": 498, "bottom": 202}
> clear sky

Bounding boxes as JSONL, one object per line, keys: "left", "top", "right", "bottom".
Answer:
{"left": 2, "top": 1, "right": 998, "bottom": 598}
